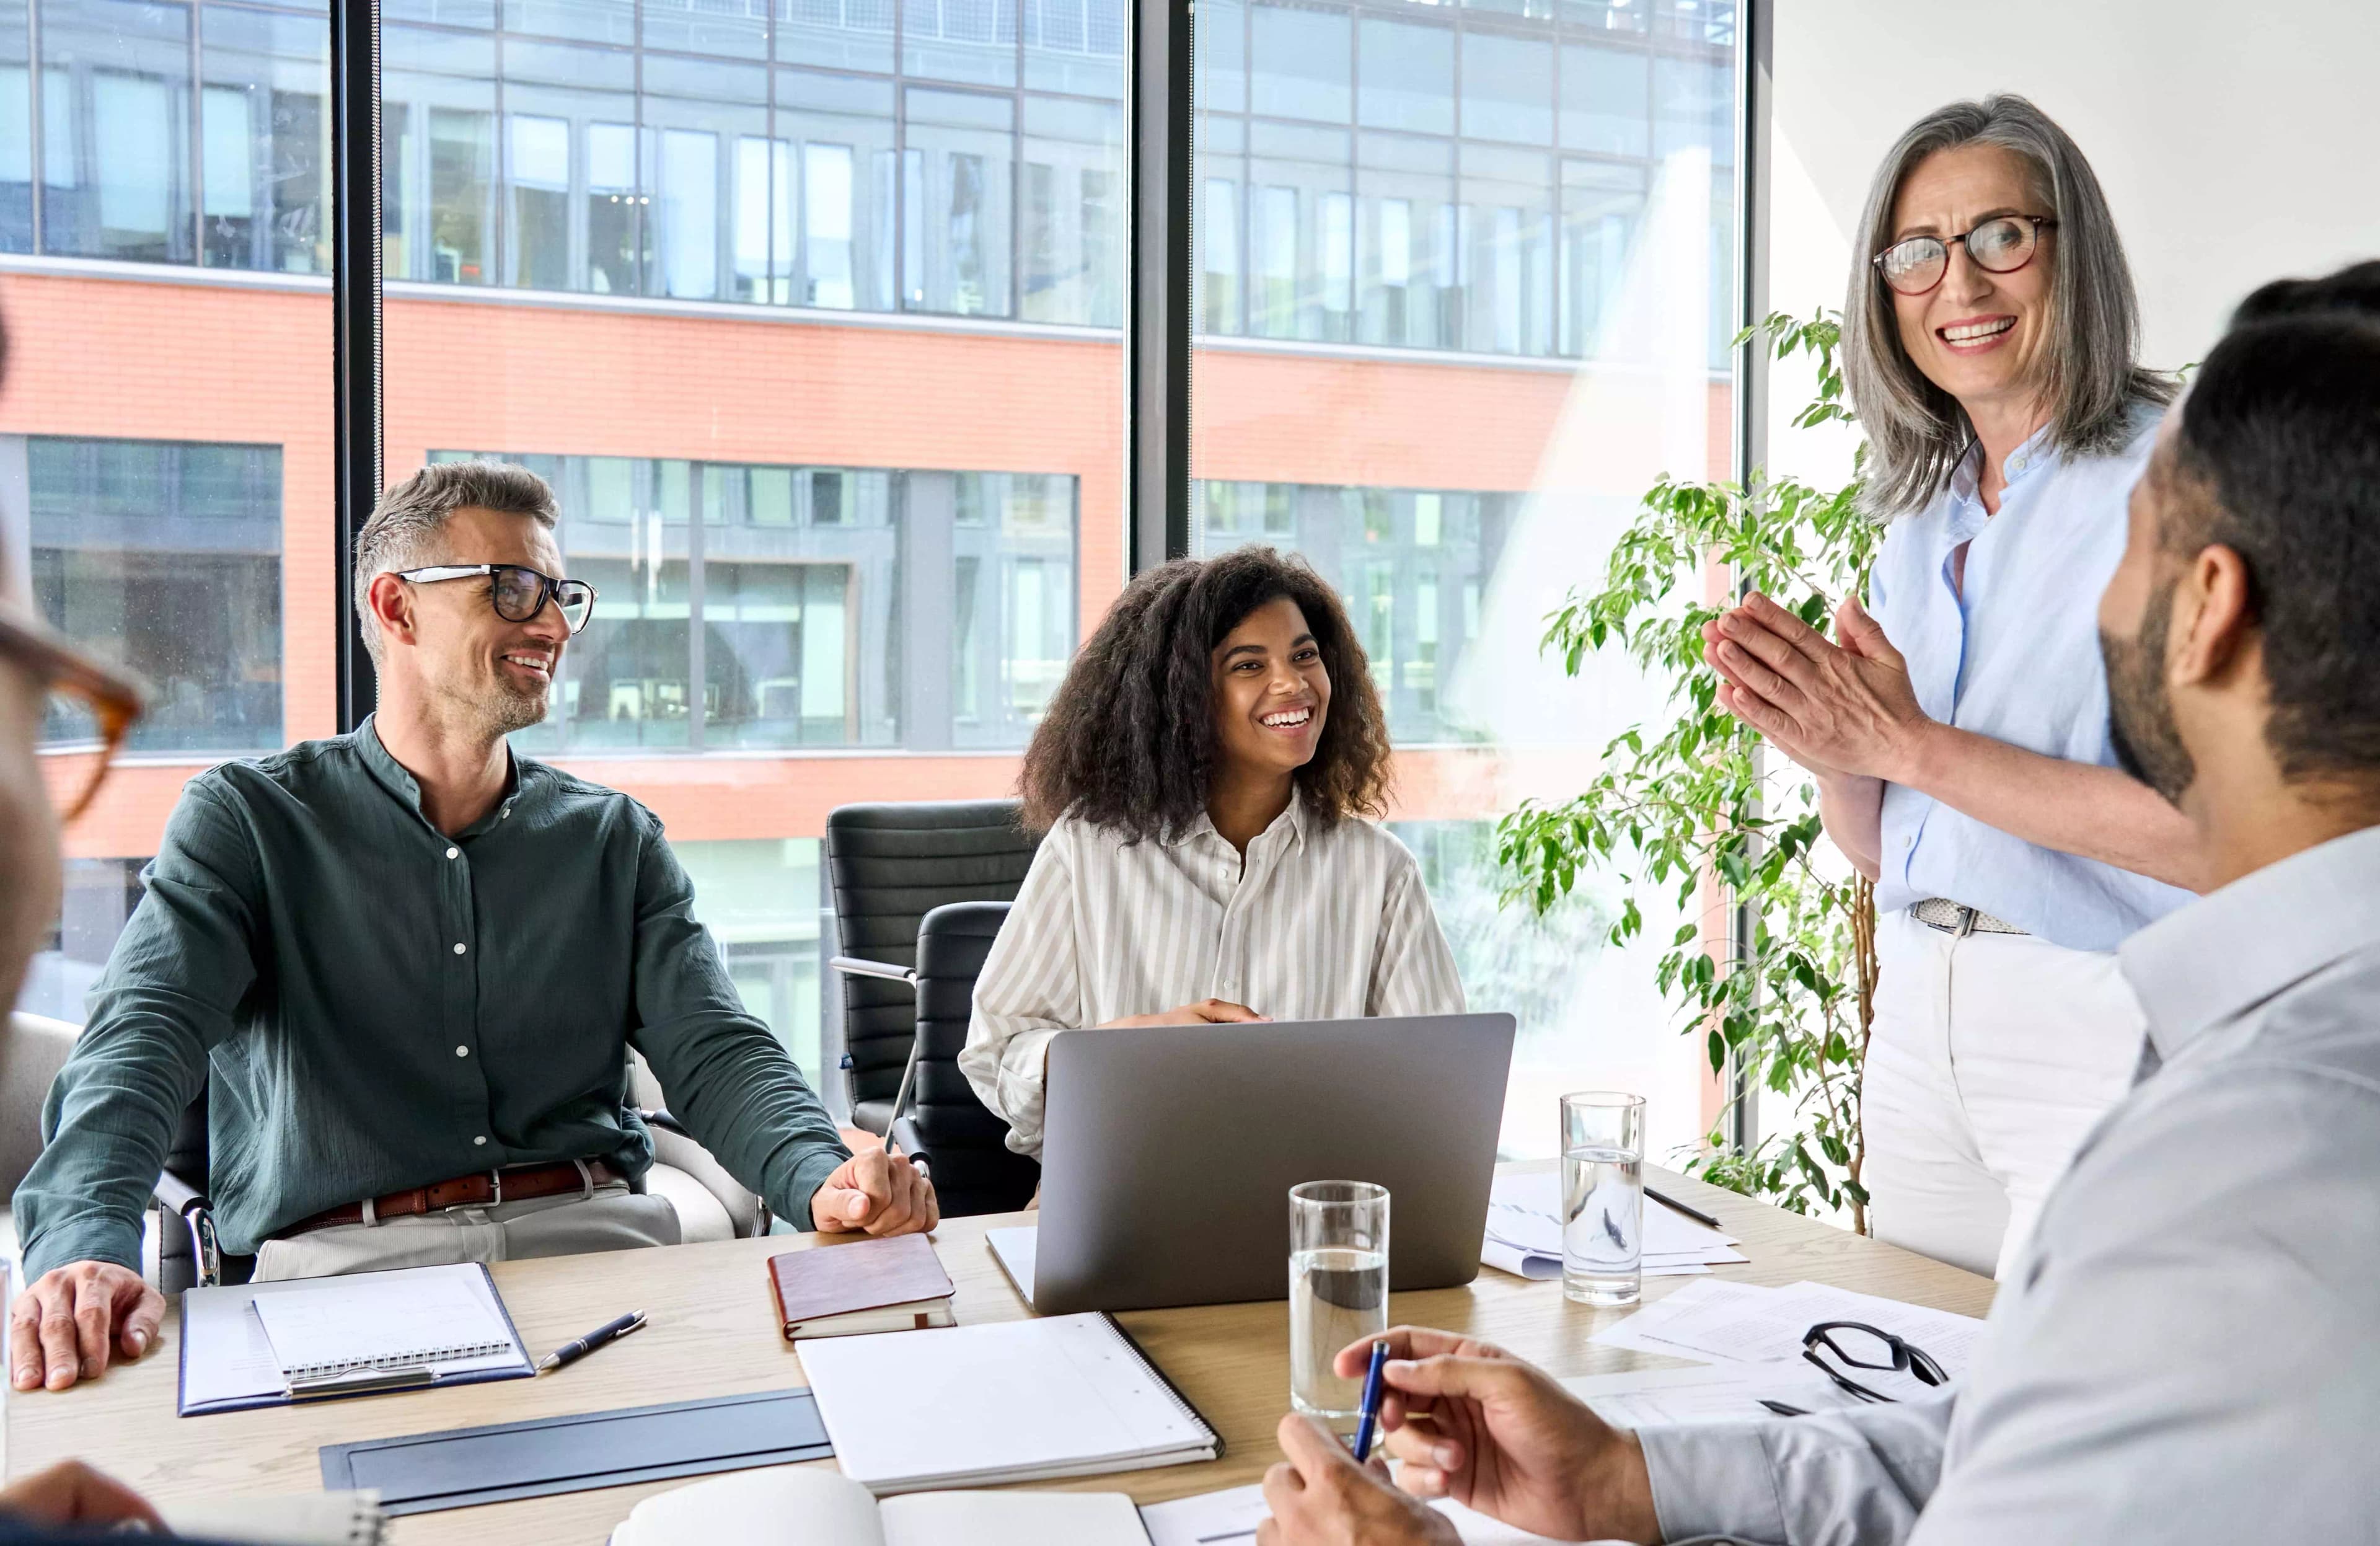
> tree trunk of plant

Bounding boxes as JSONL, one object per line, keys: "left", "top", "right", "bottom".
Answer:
{"left": 1848, "top": 875, "right": 1878, "bottom": 1235}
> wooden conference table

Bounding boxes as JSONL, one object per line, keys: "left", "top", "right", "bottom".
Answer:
{"left": 10, "top": 1164, "right": 1994, "bottom": 1543}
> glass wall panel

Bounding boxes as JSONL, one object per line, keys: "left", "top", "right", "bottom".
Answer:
{"left": 1020, "top": 93, "right": 1121, "bottom": 325}
{"left": 1356, "top": 19, "right": 1450, "bottom": 136}
{"left": 901, "top": 0, "right": 1013, "bottom": 87}
{"left": 14, "top": 0, "right": 1125, "bottom": 322}
{"left": 21, "top": 435, "right": 283, "bottom": 753}
{"left": 778, "top": 69, "right": 895, "bottom": 309}
{"left": 0, "top": 0, "right": 30, "bottom": 251}
{"left": 38, "top": 0, "right": 193, "bottom": 263}
{"left": 7, "top": 0, "right": 325, "bottom": 1035}
{"left": 427, "top": 452, "right": 1078, "bottom": 758}
{"left": 384, "top": 24, "right": 498, "bottom": 283}
{"left": 1194, "top": 8, "right": 1741, "bottom": 1158}
{"left": 901, "top": 86, "right": 1011, "bottom": 316}
{"left": 199, "top": 6, "right": 328, "bottom": 272}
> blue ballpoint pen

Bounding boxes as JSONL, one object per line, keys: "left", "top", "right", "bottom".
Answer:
{"left": 1352, "top": 1340, "right": 1390, "bottom": 1463}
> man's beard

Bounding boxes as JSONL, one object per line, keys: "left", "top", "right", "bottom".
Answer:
{"left": 441, "top": 665, "right": 552, "bottom": 741}
{"left": 2100, "top": 580, "right": 2196, "bottom": 805}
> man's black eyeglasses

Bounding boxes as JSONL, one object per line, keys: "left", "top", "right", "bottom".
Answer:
{"left": 395, "top": 564, "right": 597, "bottom": 635}
{"left": 1801, "top": 1320, "right": 1947, "bottom": 1404}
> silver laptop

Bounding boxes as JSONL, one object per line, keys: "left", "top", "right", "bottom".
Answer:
{"left": 990, "top": 1013, "right": 1517, "bottom": 1315}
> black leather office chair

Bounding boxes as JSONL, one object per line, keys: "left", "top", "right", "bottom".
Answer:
{"left": 824, "top": 799, "right": 1041, "bottom": 1214}
{"left": 899, "top": 901, "right": 1041, "bottom": 1215}
{"left": 824, "top": 799, "right": 1040, "bottom": 1133}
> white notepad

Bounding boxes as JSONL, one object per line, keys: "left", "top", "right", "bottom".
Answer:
{"left": 794, "top": 1312, "right": 1220, "bottom": 1495}
{"left": 253, "top": 1268, "right": 518, "bottom": 1380}
{"left": 180, "top": 1263, "right": 534, "bottom": 1413}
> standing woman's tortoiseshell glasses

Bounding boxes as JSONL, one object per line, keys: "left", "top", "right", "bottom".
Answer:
{"left": 0, "top": 604, "right": 147, "bottom": 823}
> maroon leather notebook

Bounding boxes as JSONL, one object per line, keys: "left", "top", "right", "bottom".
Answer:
{"left": 766, "top": 1234, "right": 958, "bottom": 1341}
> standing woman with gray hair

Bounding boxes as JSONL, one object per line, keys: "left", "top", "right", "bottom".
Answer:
{"left": 1700, "top": 95, "right": 2198, "bottom": 1279}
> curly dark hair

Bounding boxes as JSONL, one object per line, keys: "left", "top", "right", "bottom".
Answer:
{"left": 1019, "top": 547, "right": 1393, "bottom": 840}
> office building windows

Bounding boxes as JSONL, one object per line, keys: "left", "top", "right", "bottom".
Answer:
{"left": 1194, "top": 479, "right": 1509, "bottom": 748}
{"left": 13, "top": 435, "right": 284, "bottom": 755}
{"left": 1194, "top": 7, "right": 1739, "bottom": 1155}
{"left": 434, "top": 452, "right": 1076, "bottom": 753}
{"left": 199, "top": 6, "right": 329, "bottom": 273}
{"left": 0, "top": 0, "right": 1719, "bottom": 369}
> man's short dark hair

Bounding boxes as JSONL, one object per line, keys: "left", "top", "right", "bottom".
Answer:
{"left": 2169, "top": 260, "right": 2380, "bottom": 782}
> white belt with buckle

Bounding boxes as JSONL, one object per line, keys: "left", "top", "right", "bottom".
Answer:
{"left": 1910, "top": 897, "right": 2027, "bottom": 937}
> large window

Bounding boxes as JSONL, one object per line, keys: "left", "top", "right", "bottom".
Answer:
{"left": 435, "top": 450, "right": 1078, "bottom": 751}
{"left": 19, "top": 435, "right": 284, "bottom": 753}
{"left": 1194, "top": 478, "right": 1509, "bottom": 748}
{"left": 1193, "top": 0, "right": 1742, "bottom": 1160}
{"left": 4, "top": 0, "right": 1125, "bottom": 1099}
{"left": 372, "top": 0, "right": 1124, "bottom": 319}
{"left": 374, "top": 0, "right": 1125, "bottom": 1089}
{"left": 5, "top": 0, "right": 1742, "bottom": 1153}
{"left": 1, "top": 0, "right": 325, "bottom": 1029}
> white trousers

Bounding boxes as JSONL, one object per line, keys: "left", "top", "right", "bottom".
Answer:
{"left": 250, "top": 1182, "right": 680, "bottom": 1283}
{"left": 1862, "top": 908, "right": 2145, "bottom": 1280}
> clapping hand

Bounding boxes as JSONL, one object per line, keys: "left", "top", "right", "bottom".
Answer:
{"left": 1703, "top": 591, "right": 1930, "bottom": 782}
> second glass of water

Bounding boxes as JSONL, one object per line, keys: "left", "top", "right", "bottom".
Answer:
{"left": 1288, "top": 1180, "right": 1389, "bottom": 1423}
{"left": 1561, "top": 1091, "right": 1646, "bottom": 1307}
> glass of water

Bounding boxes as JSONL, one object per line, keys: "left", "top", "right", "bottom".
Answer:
{"left": 1288, "top": 1180, "right": 1389, "bottom": 1422}
{"left": 1561, "top": 1091, "right": 1646, "bottom": 1307}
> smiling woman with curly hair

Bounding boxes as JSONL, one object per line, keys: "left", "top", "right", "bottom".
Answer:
{"left": 957, "top": 547, "right": 1466, "bottom": 1161}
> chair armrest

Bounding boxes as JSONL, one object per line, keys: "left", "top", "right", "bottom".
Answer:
{"left": 829, "top": 956, "right": 917, "bottom": 986}
{"left": 640, "top": 1110, "right": 769, "bottom": 1238}
{"left": 152, "top": 1168, "right": 221, "bottom": 1289}
{"left": 888, "top": 1113, "right": 932, "bottom": 1177}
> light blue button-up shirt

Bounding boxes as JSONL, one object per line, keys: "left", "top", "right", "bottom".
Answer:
{"left": 1867, "top": 405, "right": 2190, "bottom": 952}
{"left": 1641, "top": 822, "right": 2380, "bottom": 1544}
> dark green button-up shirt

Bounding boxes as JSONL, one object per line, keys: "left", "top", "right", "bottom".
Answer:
{"left": 19, "top": 719, "right": 850, "bottom": 1279}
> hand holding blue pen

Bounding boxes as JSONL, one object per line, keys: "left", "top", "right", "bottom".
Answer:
{"left": 1351, "top": 1338, "right": 1390, "bottom": 1463}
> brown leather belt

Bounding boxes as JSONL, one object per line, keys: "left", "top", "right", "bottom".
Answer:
{"left": 280, "top": 1159, "right": 623, "bottom": 1237}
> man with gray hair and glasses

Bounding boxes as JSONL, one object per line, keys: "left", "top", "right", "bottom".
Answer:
{"left": 11, "top": 460, "right": 937, "bottom": 1394}
{"left": 1254, "top": 262, "right": 2380, "bottom": 1544}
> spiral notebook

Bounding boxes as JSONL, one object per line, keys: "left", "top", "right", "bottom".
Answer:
{"left": 792, "top": 1312, "right": 1220, "bottom": 1495}
{"left": 180, "top": 1263, "right": 535, "bottom": 1416}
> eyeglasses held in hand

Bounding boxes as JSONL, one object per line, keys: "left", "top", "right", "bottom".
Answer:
{"left": 1872, "top": 214, "right": 2056, "bottom": 297}
{"left": 0, "top": 604, "right": 147, "bottom": 824}
{"left": 1800, "top": 1320, "right": 1947, "bottom": 1405}
{"left": 395, "top": 563, "right": 598, "bottom": 635}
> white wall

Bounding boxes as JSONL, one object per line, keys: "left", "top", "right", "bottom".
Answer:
{"left": 1767, "top": 0, "right": 2380, "bottom": 461}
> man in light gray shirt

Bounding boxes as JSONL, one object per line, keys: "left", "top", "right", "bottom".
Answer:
{"left": 1249, "top": 263, "right": 2380, "bottom": 1546}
